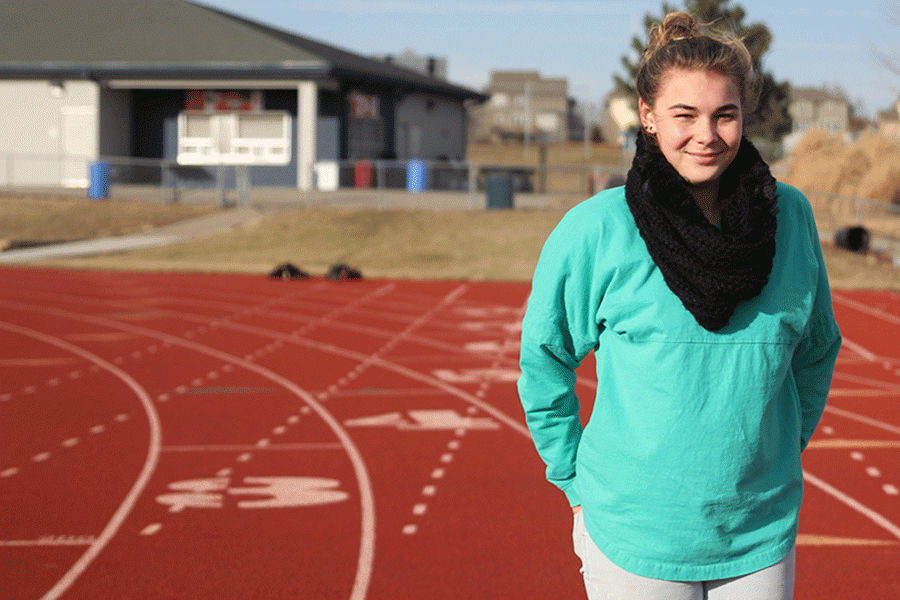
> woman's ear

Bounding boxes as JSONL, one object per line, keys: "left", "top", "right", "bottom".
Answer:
{"left": 638, "top": 98, "right": 655, "bottom": 134}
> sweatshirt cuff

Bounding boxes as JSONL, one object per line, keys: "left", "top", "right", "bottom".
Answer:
{"left": 563, "top": 485, "right": 581, "bottom": 507}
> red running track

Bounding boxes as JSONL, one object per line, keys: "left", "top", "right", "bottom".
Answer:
{"left": 0, "top": 267, "right": 897, "bottom": 599}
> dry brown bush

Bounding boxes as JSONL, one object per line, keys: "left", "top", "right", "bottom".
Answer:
{"left": 785, "top": 130, "right": 900, "bottom": 203}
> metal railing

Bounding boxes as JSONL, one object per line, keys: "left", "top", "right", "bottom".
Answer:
{"left": 1, "top": 152, "right": 632, "bottom": 206}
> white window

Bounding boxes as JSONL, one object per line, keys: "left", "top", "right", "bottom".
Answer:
{"left": 491, "top": 93, "right": 509, "bottom": 107}
{"left": 177, "top": 111, "right": 291, "bottom": 165}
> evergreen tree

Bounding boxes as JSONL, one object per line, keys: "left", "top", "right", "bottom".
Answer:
{"left": 615, "top": 0, "right": 792, "bottom": 142}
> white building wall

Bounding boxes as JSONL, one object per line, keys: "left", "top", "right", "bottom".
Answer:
{"left": 395, "top": 94, "right": 465, "bottom": 160}
{"left": 0, "top": 79, "right": 99, "bottom": 186}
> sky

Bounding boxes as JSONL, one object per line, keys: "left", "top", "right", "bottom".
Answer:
{"left": 200, "top": 0, "right": 900, "bottom": 119}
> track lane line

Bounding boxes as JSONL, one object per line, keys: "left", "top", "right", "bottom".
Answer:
{"left": 803, "top": 470, "right": 900, "bottom": 541}
{"left": 0, "top": 301, "right": 376, "bottom": 600}
{"left": 0, "top": 321, "right": 161, "bottom": 600}
{"left": 833, "top": 292, "right": 900, "bottom": 328}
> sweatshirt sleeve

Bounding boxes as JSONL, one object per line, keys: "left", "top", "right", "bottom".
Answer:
{"left": 792, "top": 197, "right": 842, "bottom": 451}
{"left": 517, "top": 206, "right": 607, "bottom": 506}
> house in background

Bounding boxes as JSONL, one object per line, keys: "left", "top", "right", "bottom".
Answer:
{"left": 876, "top": 98, "right": 900, "bottom": 140}
{"left": 600, "top": 90, "right": 640, "bottom": 149}
{"left": 0, "top": 0, "right": 485, "bottom": 190}
{"left": 788, "top": 87, "right": 851, "bottom": 136}
{"left": 380, "top": 50, "right": 449, "bottom": 81}
{"left": 468, "top": 71, "right": 574, "bottom": 143}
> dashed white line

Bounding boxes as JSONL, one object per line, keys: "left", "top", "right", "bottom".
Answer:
{"left": 140, "top": 523, "right": 163, "bottom": 536}
{"left": 32, "top": 452, "right": 51, "bottom": 462}
{"left": 412, "top": 503, "right": 428, "bottom": 516}
{"left": 402, "top": 524, "right": 417, "bottom": 535}
{"left": 62, "top": 438, "right": 79, "bottom": 448}
{"left": 422, "top": 485, "right": 437, "bottom": 496}
{"left": 851, "top": 452, "right": 865, "bottom": 461}
{"left": 884, "top": 485, "right": 899, "bottom": 496}
{"left": 866, "top": 467, "right": 883, "bottom": 478}
{"left": 1, "top": 467, "right": 19, "bottom": 477}
{"left": 431, "top": 468, "right": 445, "bottom": 479}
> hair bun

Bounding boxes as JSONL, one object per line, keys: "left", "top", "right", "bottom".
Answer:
{"left": 644, "top": 12, "right": 701, "bottom": 59}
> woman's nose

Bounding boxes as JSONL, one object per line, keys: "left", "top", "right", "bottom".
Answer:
{"left": 693, "top": 118, "right": 717, "bottom": 144}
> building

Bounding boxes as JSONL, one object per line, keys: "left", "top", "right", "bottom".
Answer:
{"left": 468, "top": 71, "right": 573, "bottom": 143}
{"left": 600, "top": 90, "right": 640, "bottom": 148}
{"left": 876, "top": 98, "right": 900, "bottom": 140}
{"left": 0, "top": 0, "right": 486, "bottom": 190}
{"left": 381, "top": 50, "right": 448, "bottom": 80}
{"left": 788, "top": 87, "right": 850, "bottom": 136}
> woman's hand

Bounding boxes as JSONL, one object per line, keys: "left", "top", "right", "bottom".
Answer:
{"left": 572, "top": 505, "right": 582, "bottom": 514}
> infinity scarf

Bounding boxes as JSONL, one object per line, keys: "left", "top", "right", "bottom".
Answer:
{"left": 624, "top": 134, "right": 779, "bottom": 331}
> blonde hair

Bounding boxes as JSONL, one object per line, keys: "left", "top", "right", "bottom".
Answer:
{"left": 637, "top": 12, "right": 757, "bottom": 112}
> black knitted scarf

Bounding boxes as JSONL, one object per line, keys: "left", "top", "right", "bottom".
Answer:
{"left": 624, "top": 134, "right": 779, "bottom": 331}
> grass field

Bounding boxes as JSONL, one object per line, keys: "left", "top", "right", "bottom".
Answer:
{"left": 1, "top": 193, "right": 899, "bottom": 290}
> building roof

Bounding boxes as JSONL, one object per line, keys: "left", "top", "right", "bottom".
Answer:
{"left": 789, "top": 87, "right": 848, "bottom": 105}
{"left": 0, "top": 0, "right": 485, "bottom": 101}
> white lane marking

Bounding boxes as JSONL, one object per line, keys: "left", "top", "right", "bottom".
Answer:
{"left": 866, "top": 467, "right": 882, "bottom": 478}
{"left": 0, "top": 321, "right": 161, "bottom": 600}
{"left": 884, "top": 485, "right": 899, "bottom": 496}
{"left": 825, "top": 406, "right": 900, "bottom": 436}
{"left": 402, "top": 524, "right": 417, "bottom": 535}
{"left": 0, "top": 536, "right": 96, "bottom": 547}
{"left": 804, "top": 470, "right": 900, "bottom": 540}
{"left": 838, "top": 337, "right": 880, "bottom": 362}
{"left": 832, "top": 293, "right": 900, "bottom": 328}
{"left": 412, "top": 503, "right": 427, "bottom": 516}
{"left": 140, "top": 524, "right": 162, "bottom": 536}
{"left": 26, "top": 310, "right": 381, "bottom": 600}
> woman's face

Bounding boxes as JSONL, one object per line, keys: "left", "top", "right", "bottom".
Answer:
{"left": 639, "top": 68, "right": 743, "bottom": 193}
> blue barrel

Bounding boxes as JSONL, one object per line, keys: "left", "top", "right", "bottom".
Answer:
{"left": 406, "top": 160, "right": 427, "bottom": 192}
{"left": 485, "top": 174, "right": 514, "bottom": 209}
{"left": 88, "top": 161, "right": 109, "bottom": 199}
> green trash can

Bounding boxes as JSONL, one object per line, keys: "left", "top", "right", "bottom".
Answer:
{"left": 485, "top": 174, "right": 513, "bottom": 209}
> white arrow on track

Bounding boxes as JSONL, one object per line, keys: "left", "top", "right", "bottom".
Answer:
{"left": 345, "top": 409, "right": 499, "bottom": 431}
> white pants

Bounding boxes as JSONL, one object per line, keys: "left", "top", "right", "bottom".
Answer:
{"left": 573, "top": 512, "right": 795, "bottom": 600}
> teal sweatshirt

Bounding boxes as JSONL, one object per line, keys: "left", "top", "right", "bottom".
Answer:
{"left": 518, "top": 182, "right": 841, "bottom": 581}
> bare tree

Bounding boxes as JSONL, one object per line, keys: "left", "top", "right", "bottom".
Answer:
{"left": 874, "top": 3, "right": 900, "bottom": 77}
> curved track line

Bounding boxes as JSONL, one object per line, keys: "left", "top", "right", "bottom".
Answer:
{"left": 0, "top": 321, "right": 162, "bottom": 600}
{"left": 839, "top": 337, "right": 879, "bottom": 362}
{"left": 824, "top": 405, "right": 900, "bottom": 436}
{"left": 0, "top": 301, "right": 376, "bottom": 600}
{"left": 13, "top": 294, "right": 537, "bottom": 439}
{"left": 803, "top": 470, "right": 900, "bottom": 540}
{"left": 833, "top": 292, "right": 900, "bottom": 327}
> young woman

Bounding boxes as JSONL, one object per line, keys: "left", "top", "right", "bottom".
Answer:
{"left": 518, "top": 12, "right": 841, "bottom": 600}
